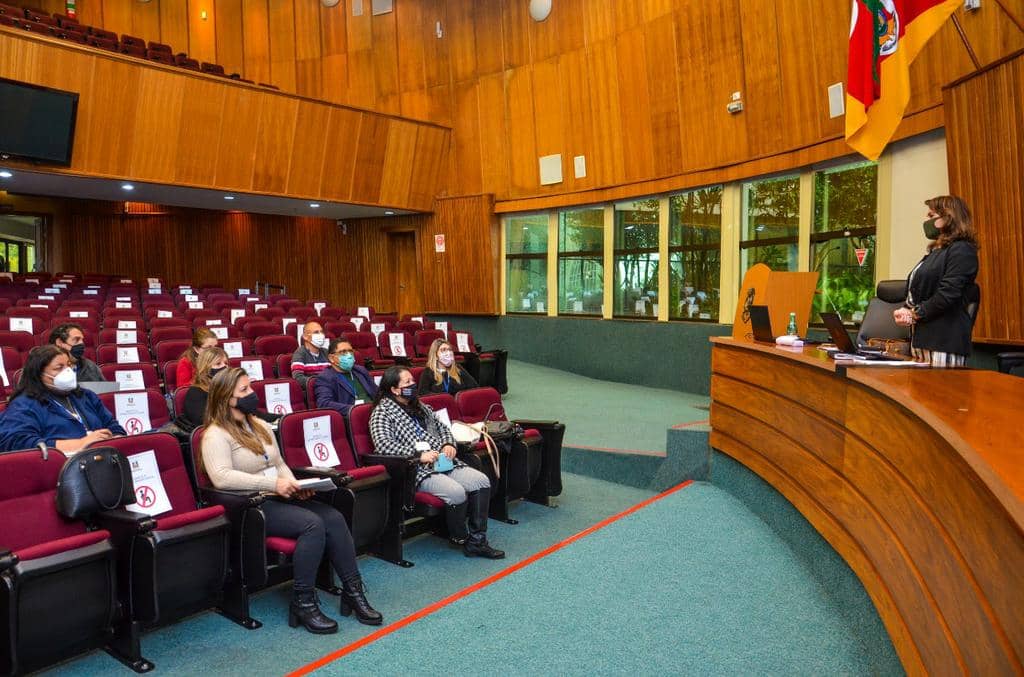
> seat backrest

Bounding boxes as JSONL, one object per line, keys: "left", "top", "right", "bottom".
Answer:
{"left": 419, "top": 393, "right": 459, "bottom": 423}
{"left": 230, "top": 356, "right": 274, "bottom": 382}
{"left": 98, "top": 327, "right": 149, "bottom": 346}
{"left": 242, "top": 320, "right": 280, "bottom": 340}
{"left": 348, "top": 403, "right": 375, "bottom": 456}
{"left": 855, "top": 298, "right": 910, "bottom": 347}
{"left": 150, "top": 326, "right": 193, "bottom": 345}
{"left": 99, "top": 388, "right": 170, "bottom": 433}
{"left": 162, "top": 359, "right": 179, "bottom": 390}
{"left": 0, "top": 449, "right": 88, "bottom": 551}
{"left": 254, "top": 334, "right": 297, "bottom": 357}
{"left": 154, "top": 338, "right": 191, "bottom": 364}
{"left": 99, "top": 433, "right": 197, "bottom": 517}
{"left": 454, "top": 387, "right": 505, "bottom": 423}
{"left": 413, "top": 330, "right": 443, "bottom": 356}
{"left": 255, "top": 307, "right": 285, "bottom": 321}
{"left": 2, "top": 314, "right": 40, "bottom": 334}
{"left": 278, "top": 409, "right": 358, "bottom": 472}
{"left": 0, "top": 346, "right": 24, "bottom": 389}
{"left": 379, "top": 331, "right": 414, "bottom": 358}
{"left": 875, "top": 279, "right": 908, "bottom": 303}
{"left": 173, "top": 386, "right": 189, "bottom": 419}
{"left": 448, "top": 330, "right": 478, "bottom": 354}
{"left": 397, "top": 321, "right": 422, "bottom": 334}
{"left": 100, "top": 362, "right": 159, "bottom": 390}
{"left": 0, "top": 330, "right": 36, "bottom": 353}
{"left": 251, "top": 378, "right": 305, "bottom": 415}
{"left": 96, "top": 342, "right": 151, "bottom": 365}
{"left": 326, "top": 321, "right": 356, "bottom": 335}
{"left": 220, "top": 337, "right": 252, "bottom": 360}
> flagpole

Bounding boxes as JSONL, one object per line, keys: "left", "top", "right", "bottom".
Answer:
{"left": 950, "top": 14, "right": 982, "bottom": 69}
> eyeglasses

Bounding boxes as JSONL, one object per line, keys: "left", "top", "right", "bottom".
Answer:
{"left": 334, "top": 349, "right": 354, "bottom": 356}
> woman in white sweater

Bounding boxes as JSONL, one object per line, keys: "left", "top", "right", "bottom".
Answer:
{"left": 201, "top": 367, "right": 381, "bottom": 634}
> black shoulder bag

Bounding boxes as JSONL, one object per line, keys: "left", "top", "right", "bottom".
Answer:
{"left": 55, "top": 446, "right": 136, "bottom": 519}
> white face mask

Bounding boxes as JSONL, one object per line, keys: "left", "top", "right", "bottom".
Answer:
{"left": 50, "top": 367, "right": 78, "bottom": 393}
{"left": 311, "top": 333, "right": 327, "bottom": 348}
{"left": 438, "top": 351, "right": 454, "bottom": 367}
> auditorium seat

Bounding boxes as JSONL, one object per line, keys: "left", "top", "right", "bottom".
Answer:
{"left": 378, "top": 331, "right": 424, "bottom": 366}
{"left": 99, "top": 388, "right": 170, "bottom": 434}
{"left": 0, "top": 3, "right": 20, "bottom": 17}
{"left": 413, "top": 329, "right": 444, "bottom": 357}
{"left": 250, "top": 378, "right": 305, "bottom": 415}
{"left": 147, "top": 49, "right": 174, "bottom": 65}
{"left": 119, "top": 33, "right": 144, "bottom": 49}
{"left": 53, "top": 316, "right": 100, "bottom": 333}
{"left": 148, "top": 316, "right": 189, "bottom": 329}
{"left": 147, "top": 40, "right": 171, "bottom": 53}
{"left": 343, "top": 331, "right": 393, "bottom": 369}
{"left": 150, "top": 325, "right": 193, "bottom": 345}
{"left": 255, "top": 306, "right": 285, "bottom": 321}
{"left": 87, "top": 35, "right": 118, "bottom": 51}
{"left": 253, "top": 333, "right": 297, "bottom": 358}
{"left": 230, "top": 355, "right": 274, "bottom": 382}
{"left": 100, "top": 362, "right": 160, "bottom": 390}
{"left": 0, "top": 330, "right": 36, "bottom": 354}
{"left": 200, "top": 62, "right": 225, "bottom": 76}
{"left": 98, "top": 326, "right": 150, "bottom": 346}
{"left": 326, "top": 320, "right": 357, "bottom": 335}
{"left": 219, "top": 337, "right": 252, "bottom": 360}
{"left": 277, "top": 410, "right": 405, "bottom": 562}
{"left": 96, "top": 342, "right": 151, "bottom": 365}
{"left": 176, "top": 55, "right": 201, "bottom": 71}
{"left": 396, "top": 320, "right": 423, "bottom": 334}
{"left": 0, "top": 346, "right": 24, "bottom": 391}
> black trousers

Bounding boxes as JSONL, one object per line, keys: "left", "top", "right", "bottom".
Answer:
{"left": 261, "top": 498, "right": 358, "bottom": 592}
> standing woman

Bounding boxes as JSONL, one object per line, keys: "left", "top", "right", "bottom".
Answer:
{"left": 201, "top": 368, "right": 381, "bottom": 634}
{"left": 417, "top": 338, "right": 478, "bottom": 397}
{"left": 176, "top": 327, "right": 219, "bottom": 387}
{"left": 894, "top": 195, "right": 980, "bottom": 367}
{"left": 370, "top": 366, "right": 504, "bottom": 559}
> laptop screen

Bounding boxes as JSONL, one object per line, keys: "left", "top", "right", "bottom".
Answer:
{"left": 818, "top": 312, "right": 856, "bottom": 353}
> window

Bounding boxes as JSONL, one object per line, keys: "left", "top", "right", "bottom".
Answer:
{"left": 505, "top": 214, "right": 548, "bottom": 313}
{"left": 669, "top": 186, "right": 722, "bottom": 321}
{"left": 811, "top": 161, "right": 878, "bottom": 324}
{"left": 740, "top": 175, "right": 800, "bottom": 277}
{"left": 613, "top": 199, "right": 660, "bottom": 318}
{"left": 558, "top": 207, "right": 604, "bottom": 315}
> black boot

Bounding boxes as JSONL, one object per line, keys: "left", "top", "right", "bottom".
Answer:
{"left": 445, "top": 500, "right": 470, "bottom": 545}
{"left": 340, "top": 573, "right": 383, "bottom": 626}
{"left": 463, "top": 489, "right": 505, "bottom": 559}
{"left": 288, "top": 589, "right": 338, "bottom": 634}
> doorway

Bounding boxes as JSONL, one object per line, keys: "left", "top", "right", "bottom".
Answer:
{"left": 387, "top": 231, "right": 423, "bottom": 316}
{"left": 0, "top": 215, "right": 42, "bottom": 274}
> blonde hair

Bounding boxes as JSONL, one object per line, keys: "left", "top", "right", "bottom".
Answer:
{"left": 426, "top": 339, "right": 461, "bottom": 386}
{"left": 204, "top": 368, "right": 272, "bottom": 457}
{"left": 180, "top": 327, "right": 218, "bottom": 367}
{"left": 192, "top": 346, "right": 229, "bottom": 392}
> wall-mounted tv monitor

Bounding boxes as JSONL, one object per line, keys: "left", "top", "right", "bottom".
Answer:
{"left": 0, "top": 78, "right": 79, "bottom": 166}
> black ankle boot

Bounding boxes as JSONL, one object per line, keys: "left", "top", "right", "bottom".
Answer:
{"left": 340, "top": 573, "right": 383, "bottom": 626}
{"left": 463, "top": 489, "right": 505, "bottom": 559}
{"left": 289, "top": 589, "right": 338, "bottom": 634}
{"left": 445, "top": 500, "right": 470, "bottom": 545}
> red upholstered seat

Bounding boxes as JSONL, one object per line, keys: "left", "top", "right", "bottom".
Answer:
{"left": 250, "top": 377, "right": 306, "bottom": 414}
{"left": 14, "top": 529, "right": 110, "bottom": 562}
{"left": 413, "top": 329, "right": 444, "bottom": 357}
{"left": 348, "top": 465, "right": 387, "bottom": 481}
{"left": 414, "top": 491, "right": 445, "bottom": 509}
{"left": 254, "top": 333, "right": 298, "bottom": 357}
{"left": 265, "top": 537, "right": 297, "bottom": 555}
{"left": 155, "top": 505, "right": 225, "bottom": 531}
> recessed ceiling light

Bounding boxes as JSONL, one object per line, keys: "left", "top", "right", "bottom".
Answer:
{"left": 384, "top": 210, "right": 395, "bottom": 215}
{"left": 0, "top": 170, "right": 12, "bottom": 179}
{"left": 224, "top": 195, "right": 235, "bottom": 200}
{"left": 309, "top": 203, "right": 320, "bottom": 208}
{"left": 121, "top": 183, "right": 134, "bottom": 191}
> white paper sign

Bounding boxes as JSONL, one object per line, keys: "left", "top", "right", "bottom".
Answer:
{"left": 0, "top": 350, "right": 8, "bottom": 387}
{"left": 157, "top": 310, "right": 172, "bottom": 318}
{"left": 243, "top": 296, "right": 259, "bottom": 303}
{"left": 373, "top": 375, "right": 383, "bottom": 386}
{"left": 240, "top": 359, "right": 265, "bottom": 381}
{"left": 116, "top": 330, "right": 138, "bottom": 345}
{"left": 147, "top": 278, "right": 159, "bottom": 284}
{"left": 30, "top": 304, "right": 47, "bottom": 309}
{"left": 188, "top": 301, "right": 204, "bottom": 310}
{"left": 412, "top": 316, "right": 423, "bottom": 324}
{"left": 434, "top": 321, "right": 448, "bottom": 334}
{"left": 118, "top": 320, "right": 137, "bottom": 329}
{"left": 179, "top": 286, "right": 192, "bottom": 293}
{"left": 522, "top": 298, "right": 532, "bottom": 309}
{"left": 635, "top": 299, "right": 646, "bottom": 314}
{"left": 9, "top": 317, "right": 33, "bottom": 333}
{"left": 223, "top": 340, "right": 243, "bottom": 358}
{"left": 119, "top": 279, "right": 132, "bottom": 284}
{"left": 282, "top": 317, "right": 297, "bottom": 332}
{"left": 147, "top": 288, "right": 162, "bottom": 295}
{"left": 295, "top": 323, "right": 305, "bottom": 341}
{"left": 370, "top": 322, "right": 384, "bottom": 338}
{"left": 114, "top": 369, "right": 145, "bottom": 391}
{"left": 45, "top": 287, "right": 59, "bottom": 293}
{"left": 114, "top": 392, "right": 152, "bottom": 435}
{"left": 117, "top": 346, "right": 140, "bottom": 363}
{"left": 210, "top": 326, "right": 228, "bottom": 339}
{"left": 303, "top": 415, "right": 340, "bottom": 467}
{"left": 39, "top": 295, "right": 55, "bottom": 300}
{"left": 264, "top": 382, "right": 292, "bottom": 415}
{"left": 230, "top": 309, "right": 245, "bottom": 324}
{"left": 434, "top": 407, "right": 452, "bottom": 429}
{"left": 572, "top": 300, "right": 583, "bottom": 312}
{"left": 125, "top": 450, "right": 173, "bottom": 517}
{"left": 70, "top": 311, "right": 89, "bottom": 318}
{"left": 313, "top": 302, "right": 326, "bottom": 314}
{"left": 352, "top": 316, "right": 364, "bottom": 330}
{"left": 357, "top": 306, "right": 370, "bottom": 319}
{"left": 455, "top": 332, "right": 471, "bottom": 353}
{"left": 205, "top": 319, "right": 223, "bottom": 326}
{"left": 254, "top": 303, "right": 268, "bottom": 312}
{"left": 388, "top": 333, "right": 406, "bottom": 357}
{"left": 84, "top": 290, "right": 98, "bottom": 296}
{"left": 238, "top": 288, "right": 250, "bottom": 295}
{"left": 185, "top": 294, "right": 198, "bottom": 302}
{"left": 116, "top": 296, "right": 130, "bottom": 302}
{"left": 115, "top": 302, "right": 132, "bottom": 309}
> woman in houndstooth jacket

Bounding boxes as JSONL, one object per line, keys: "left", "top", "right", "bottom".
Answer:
{"left": 369, "top": 366, "right": 504, "bottom": 559}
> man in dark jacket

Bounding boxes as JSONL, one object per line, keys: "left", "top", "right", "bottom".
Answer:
{"left": 50, "top": 323, "right": 105, "bottom": 382}
{"left": 314, "top": 338, "right": 378, "bottom": 416}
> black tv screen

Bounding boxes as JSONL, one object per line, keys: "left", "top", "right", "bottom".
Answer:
{"left": 0, "top": 78, "right": 79, "bottom": 166}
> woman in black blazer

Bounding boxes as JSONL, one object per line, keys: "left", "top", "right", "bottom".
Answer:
{"left": 894, "top": 195, "right": 979, "bottom": 367}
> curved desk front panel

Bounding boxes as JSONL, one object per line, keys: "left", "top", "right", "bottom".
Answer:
{"left": 709, "top": 338, "right": 1024, "bottom": 676}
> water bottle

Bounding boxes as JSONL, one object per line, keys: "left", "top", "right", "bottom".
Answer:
{"left": 786, "top": 312, "right": 798, "bottom": 336}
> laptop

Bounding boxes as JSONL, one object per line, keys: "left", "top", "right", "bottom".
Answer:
{"left": 819, "top": 312, "right": 895, "bottom": 360}
{"left": 79, "top": 381, "right": 121, "bottom": 395}
{"left": 748, "top": 305, "right": 776, "bottom": 343}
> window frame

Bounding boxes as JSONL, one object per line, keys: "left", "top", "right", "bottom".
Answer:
{"left": 504, "top": 213, "right": 550, "bottom": 316}
{"left": 557, "top": 207, "right": 605, "bottom": 317}
{"left": 668, "top": 186, "right": 724, "bottom": 323}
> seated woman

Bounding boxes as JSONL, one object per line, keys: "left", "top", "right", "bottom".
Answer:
{"left": 370, "top": 366, "right": 503, "bottom": 559}
{"left": 176, "top": 327, "right": 218, "bottom": 387}
{"left": 417, "top": 338, "right": 478, "bottom": 397}
{"left": 201, "top": 367, "right": 381, "bottom": 634}
{"left": 177, "top": 347, "right": 282, "bottom": 432}
{"left": 315, "top": 338, "right": 378, "bottom": 416}
{"left": 0, "top": 345, "right": 126, "bottom": 452}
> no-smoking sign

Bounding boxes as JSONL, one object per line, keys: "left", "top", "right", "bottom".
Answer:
{"left": 137, "top": 485, "right": 156, "bottom": 508}
{"left": 126, "top": 417, "right": 145, "bottom": 435}
{"left": 313, "top": 442, "right": 330, "bottom": 462}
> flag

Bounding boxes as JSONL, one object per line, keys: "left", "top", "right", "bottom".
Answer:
{"left": 845, "top": 0, "right": 960, "bottom": 160}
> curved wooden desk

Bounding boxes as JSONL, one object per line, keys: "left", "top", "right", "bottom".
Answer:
{"left": 709, "top": 337, "right": 1024, "bottom": 676}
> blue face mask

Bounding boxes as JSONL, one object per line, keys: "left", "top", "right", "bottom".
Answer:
{"left": 338, "top": 353, "right": 356, "bottom": 371}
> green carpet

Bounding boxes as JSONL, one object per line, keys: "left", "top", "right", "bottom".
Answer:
{"left": 503, "top": 360, "right": 709, "bottom": 454}
{"left": 318, "top": 482, "right": 887, "bottom": 676}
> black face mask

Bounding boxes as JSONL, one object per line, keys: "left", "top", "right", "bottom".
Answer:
{"left": 233, "top": 392, "right": 260, "bottom": 415}
{"left": 399, "top": 386, "right": 416, "bottom": 399}
{"left": 210, "top": 366, "right": 227, "bottom": 378}
{"left": 922, "top": 217, "right": 941, "bottom": 240}
{"left": 69, "top": 344, "right": 86, "bottom": 360}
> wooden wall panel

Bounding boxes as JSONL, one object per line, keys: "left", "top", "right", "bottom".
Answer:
{"left": 241, "top": 0, "right": 270, "bottom": 85}
{"left": 945, "top": 50, "right": 1024, "bottom": 345}
{"left": 214, "top": 0, "right": 244, "bottom": 76}
{"left": 159, "top": 0, "right": 190, "bottom": 55}
{"left": 530, "top": 57, "right": 564, "bottom": 191}
{"left": 267, "top": 0, "right": 296, "bottom": 91}
{"left": 187, "top": 0, "right": 217, "bottom": 65}
{"left": 505, "top": 66, "right": 538, "bottom": 195}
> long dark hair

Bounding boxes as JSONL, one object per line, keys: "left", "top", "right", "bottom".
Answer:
{"left": 10, "top": 345, "right": 81, "bottom": 402}
{"left": 926, "top": 195, "right": 979, "bottom": 252}
{"left": 372, "top": 365, "right": 424, "bottom": 421}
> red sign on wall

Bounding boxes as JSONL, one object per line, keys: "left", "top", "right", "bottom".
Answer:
{"left": 434, "top": 234, "right": 446, "bottom": 253}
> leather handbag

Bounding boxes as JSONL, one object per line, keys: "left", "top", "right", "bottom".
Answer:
{"left": 55, "top": 446, "right": 136, "bottom": 519}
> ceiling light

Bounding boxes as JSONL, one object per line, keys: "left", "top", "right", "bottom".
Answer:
{"left": 121, "top": 183, "right": 134, "bottom": 191}
{"left": 0, "top": 170, "right": 12, "bottom": 179}
{"left": 309, "top": 203, "right": 320, "bottom": 208}
{"left": 224, "top": 195, "right": 235, "bottom": 200}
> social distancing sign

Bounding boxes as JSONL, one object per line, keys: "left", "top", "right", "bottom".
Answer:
{"left": 115, "top": 392, "right": 152, "bottom": 435}
{"left": 125, "top": 450, "right": 173, "bottom": 517}
{"left": 303, "top": 415, "right": 340, "bottom": 467}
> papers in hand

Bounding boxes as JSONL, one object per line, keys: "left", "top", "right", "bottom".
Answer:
{"left": 296, "top": 477, "right": 336, "bottom": 492}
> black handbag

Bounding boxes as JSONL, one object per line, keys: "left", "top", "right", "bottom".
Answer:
{"left": 55, "top": 446, "right": 136, "bottom": 519}
{"left": 484, "top": 420, "right": 521, "bottom": 441}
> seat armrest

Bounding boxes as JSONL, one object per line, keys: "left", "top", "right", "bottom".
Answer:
{"left": 0, "top": 549, "right": 18, "bottom": 575}
{"left": 996, "top": 352, "right": 1024, "bottom": 374}
{"left": 512, "top": 418, "right": 559, "bottom": 427}
{"left": 362, "top": 453, "right": 418, "bottom": 511}
{"left": 94, "top": 509, "right": 157, "bottom": 536}
{"left": 292, "top": 466, "right": 353, "bottom": 487}
{"left": 200, "top": 487, "right": 266, "bottom": 512}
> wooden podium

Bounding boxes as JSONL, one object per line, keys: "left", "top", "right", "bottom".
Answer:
{"left": 732, "top": 264, "right": 819, "bottom": 340}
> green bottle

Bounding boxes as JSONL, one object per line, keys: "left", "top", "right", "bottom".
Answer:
{"left": 786, "top": 312, "right": 798, "bottom": 336}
